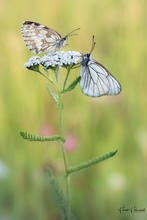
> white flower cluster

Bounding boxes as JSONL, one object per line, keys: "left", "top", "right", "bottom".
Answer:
{"left": 24, "top": 56, "right": 40, "bottom": 68}
{"left": 24, "top": 51, "right": 81, "bottom": 69}
{"left": 41, "top": 51, "right": 81, "bottom": 68}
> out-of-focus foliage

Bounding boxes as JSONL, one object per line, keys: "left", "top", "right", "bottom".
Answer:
{"left": 1, "top": 0, "right": 147, "bottom": 219}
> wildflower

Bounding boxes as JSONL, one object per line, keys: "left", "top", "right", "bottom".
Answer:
{"left": 24, "top": 56, "right": 40, "bottom": 71}
{"left": 38, "top": 124, "right": 54, "bottom": 136}
{"left": 24, "top": 56, "right": 40, "bottom": 67}
{"left": 24, "top": 51, "right": 81, "bottom": 72}
{"left": 65, "top": 134, "right": 78, "bottom": 152}
{"left": 40, "top": 51, "right": 81, "bottom": 69}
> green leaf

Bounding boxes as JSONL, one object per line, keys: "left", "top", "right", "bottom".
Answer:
{"left": 47, "top": 168, "right": 76, "bottom": 220}
{"left": 62, "top": 76, "right": 81, "bottom": 94}
{"left": 46, "top": 82, "right": 59, "bottom": 104}
{"left": 20, "top": 131, "right": 65, "bottom": 143}
{"left": 67, "top": 150, "right": 118, "bottom": 175}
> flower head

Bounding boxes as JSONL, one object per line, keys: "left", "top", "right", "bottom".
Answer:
{"left": 24, "top": 56, "right": 40, "bottom": 71}
{"left": 24, "top": 51, "right": 81, "bottom": 71}
{"left": 24, "top": 51, "right": 81, "bottom": 72}
{"left": 40, "top": 51, "right": 81, "bottom": 69}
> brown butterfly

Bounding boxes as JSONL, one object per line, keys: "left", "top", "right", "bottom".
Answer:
{"left": 21, "top": 21, "right": 80, "bottom": 54}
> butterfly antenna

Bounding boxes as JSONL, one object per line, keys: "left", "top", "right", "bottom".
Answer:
{"left": 65, "top": 28, "right": 80, "bottom": 37}
{"left": 89, "top": 35, "right": 96, "bottom": 54}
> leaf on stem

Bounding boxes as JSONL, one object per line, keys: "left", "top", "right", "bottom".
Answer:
{"left": 47, "top": 167, "right": 76, "bottom": 220}
{"left": 46, "top": 82, "right": 59, "bottom": 104}
{"left": 62, "top": 76, "right": 81, "bottom": 94}
{"left": 20, "top": 131, "right": 65, "bottom": 143}
{"left": 67, "top": 150, "right": 118, "bottom": 175}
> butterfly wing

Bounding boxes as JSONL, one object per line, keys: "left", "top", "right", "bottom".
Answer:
{"left": 107, "top": 69, "right": 122, "bottom": 95}
{"left": 80, "top": 55, "right": 121, "bottom": 97}
{"left": 21, "top": 21, "right": 63, "bottom": 54}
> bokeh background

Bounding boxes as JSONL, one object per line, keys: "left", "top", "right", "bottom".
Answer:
{"left": 1, "top": 0, "right": 147, "bottom": 219}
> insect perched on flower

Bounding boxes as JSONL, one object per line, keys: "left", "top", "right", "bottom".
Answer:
{"left": 21, "top": 21, "right": 80, "bottom": 54}
{"left": 80, "top": 36, "right": 122, "bottom": 97}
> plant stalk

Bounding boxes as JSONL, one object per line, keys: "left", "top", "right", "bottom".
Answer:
{"left": 57, "top": 71, "right": 71, "bottom": 220}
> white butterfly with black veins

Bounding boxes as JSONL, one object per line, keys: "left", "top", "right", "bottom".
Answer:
{"left": 21, "top": 21, "right": 80, "bottom": 54}
{"left": 80, "top": 36, "right": 122, "bottom": 97}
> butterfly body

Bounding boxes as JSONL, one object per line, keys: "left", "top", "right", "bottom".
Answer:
{"left": 80, "top": 52, "right": 122, "bottom": 97}
{"left": 21, "top": 21, "right": 79, "bottom": 54}
{"left": 81, "top": 53, "right": 91, "bottom": 66}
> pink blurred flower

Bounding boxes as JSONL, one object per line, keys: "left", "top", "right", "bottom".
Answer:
{"left": 64, "top": 134, "right": 78, "bottom": 152}
{"left": 39, "top": 124, "right": 54, "bottom": 136}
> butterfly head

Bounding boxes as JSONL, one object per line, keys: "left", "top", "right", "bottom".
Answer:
{"left": 56, "top": 37, "right": 68, "bottom": 49}
{"left": 81, "top": 53, "right": 91, "bottom": 66}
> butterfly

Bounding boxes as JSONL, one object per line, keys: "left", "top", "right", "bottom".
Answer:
{"left": 21, "top": 21, "right": 80, "bottom": 54}
{"left": 80, "top": 36, "right": 122, "bottom": 97}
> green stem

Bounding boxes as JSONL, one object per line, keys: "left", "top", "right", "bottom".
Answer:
{"left": 57, "top": 70, "right": 71, "bottom": 220}
{"left": 66, "top": 175, "right": 71, "bottom": 220}
{"left": 58, "top": 93, "right": 68, "bottom": 172}
{"left": 63, "top": 66, "right": 72, "bottom": 91}
{"left": 38, "top": 70, "right": 55, "bottom": 85}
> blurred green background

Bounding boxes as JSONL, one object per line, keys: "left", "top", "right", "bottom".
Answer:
{"left": 1, "top": 0, "right": 147, "bottom": 219}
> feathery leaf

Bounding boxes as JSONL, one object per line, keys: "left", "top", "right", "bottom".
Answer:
{"left": 62, "top": 76, "right": 81, "bottom": 94}
{"left": 20, "top": 131, "right": 65, "bottom": 143}
{"left": 67, "top": 150, "right": 118, "bottom": 175}
{"left": 47, "top": 168, "right": 76, "bottom": 220}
